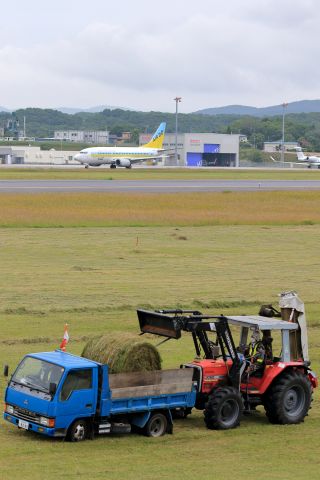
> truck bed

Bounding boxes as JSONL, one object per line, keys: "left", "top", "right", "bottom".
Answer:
{"left": 103, "top": 368, "right": 195, "bottom": 415}
{"left": 109, "top": 368, "right": 193, "bottom": 398}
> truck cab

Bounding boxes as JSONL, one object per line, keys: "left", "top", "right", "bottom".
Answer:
{"left": 4, "top": 351, "right": 99, "bottom": 438}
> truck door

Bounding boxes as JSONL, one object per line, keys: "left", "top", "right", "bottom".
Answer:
{"left": 57, "top": 368, "right": 97, "bottom": 419}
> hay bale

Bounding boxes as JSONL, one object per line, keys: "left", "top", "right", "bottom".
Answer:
{"left": 81, "top": 333, "right": 162, "bottom": 373}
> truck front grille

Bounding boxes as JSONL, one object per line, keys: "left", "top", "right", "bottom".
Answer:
{"left": 13, "top": 406, "right": 41, "bottom": 424}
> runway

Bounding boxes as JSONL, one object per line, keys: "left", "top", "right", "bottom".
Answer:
{"left": 1, "top": 179, "right": 320, "bottom": 193}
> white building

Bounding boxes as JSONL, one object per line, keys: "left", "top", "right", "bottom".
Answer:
{"left": 0, "top": 146, "right": 78, "bottom": 165}
{"left": 54, "top": 130, "right": 109, "bottom": 144}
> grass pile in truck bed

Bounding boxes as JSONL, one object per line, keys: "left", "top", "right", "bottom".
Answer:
{"left": 81, "top": 333, "right": 162, "bottom": 373}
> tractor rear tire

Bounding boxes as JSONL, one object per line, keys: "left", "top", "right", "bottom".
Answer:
{"left": 263, "top": 370, "right": 312, "bottom": 425}
{"left": 204, "top": 386, "right": 243, "bottom": 430}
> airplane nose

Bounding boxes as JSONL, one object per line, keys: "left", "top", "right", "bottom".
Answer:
{"left": 74, "top": 154, "right": 80, "bottom": 161}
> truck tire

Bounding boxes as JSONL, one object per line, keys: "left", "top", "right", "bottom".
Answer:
{"left": 263, "top": 370, "right": 312, "bottom": 425}
{"left": 204, "top": 386, "right": 243, "bottom": 430}
{"left": 67, "top": 419, "right": 88, "bottom": 442}
{"left": 143, "top": 413, "right": 167, "bottom": 437}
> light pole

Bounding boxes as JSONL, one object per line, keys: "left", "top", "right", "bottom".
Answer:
{"left": 281, "top": 102, "right": 288, "bottom": 163}
{"left": 174, "top": 97, "right": 182, "bottom": 166}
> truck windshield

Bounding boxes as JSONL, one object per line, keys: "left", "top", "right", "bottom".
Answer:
{"left": 11, "top": 356, "right": 64, "bottom": 394}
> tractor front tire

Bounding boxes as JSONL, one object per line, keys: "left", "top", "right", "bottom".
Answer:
{"left": 204, "top": 386, "right": 243, "bottom": 430}
{"left": 263, "top": 370, "right": 312, "bottom": 425}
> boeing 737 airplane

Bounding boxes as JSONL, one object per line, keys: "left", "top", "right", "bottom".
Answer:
{"left": 73, "top": 122, "right": 166, "bottom": 169}
{"left": 270, "top": 147, "right": 320, "bottom": 168}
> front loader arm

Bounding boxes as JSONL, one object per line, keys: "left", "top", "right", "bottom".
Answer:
{"left": 137, "top": 309, "right": 242, "bottom": 389}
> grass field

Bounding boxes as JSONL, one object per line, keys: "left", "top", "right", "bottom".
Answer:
{"left": 1, "top": 191, "right": 320, "bottom": 227}
{"left": 1, "top": 166, "right": 320, "bottom": 180}
{"left": 0, "top": 189, "right": 319, "bottom": 480}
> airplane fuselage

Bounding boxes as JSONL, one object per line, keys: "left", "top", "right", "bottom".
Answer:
{"left": 301, "top": 155, "right": 320, "bottom": 165}
{"left": 74, "top": 146, "right": 162, "bottom": 168}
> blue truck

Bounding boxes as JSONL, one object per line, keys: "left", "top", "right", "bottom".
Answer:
{"left": 3, "top": 350, "right": 196, "bottom": 441}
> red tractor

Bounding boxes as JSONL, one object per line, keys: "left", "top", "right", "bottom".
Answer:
{"left": 137, "top": 291, "right": 318, "bottom": 429}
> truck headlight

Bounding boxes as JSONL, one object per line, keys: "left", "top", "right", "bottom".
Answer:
{"left": 40, "top": 416, "right": 49, "bottom": 426}
{"left": 40, "top": 417, "right": 55, "bottom": 427}
{"left": 5, "top": 404, "right": 14, "bottom": 414}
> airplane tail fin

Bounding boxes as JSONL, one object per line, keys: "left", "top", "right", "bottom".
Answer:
{"left": 143, "top": 122, "right": 166, "bottom": 149}
{"left": 295, "top": 147, "right": 305, "bottom": 161}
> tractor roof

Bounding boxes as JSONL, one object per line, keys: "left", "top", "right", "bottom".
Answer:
{"left": 225, "top": 315, "right": 298, "bottom": 331}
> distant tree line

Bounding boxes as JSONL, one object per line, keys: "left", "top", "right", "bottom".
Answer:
{"left": 1, "top": 108, "right": 320, "bottom": 151}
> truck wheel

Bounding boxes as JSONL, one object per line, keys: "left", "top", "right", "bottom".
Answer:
{"left": 204, "top": 386, "right": 243, "bottom": 430}
{"left": 144, "top": 413, "right": 167, "bottom": 437}
{"left": 67, "top": 419, "right": 88, "bottom": 442}
{"left": 264, "top": 370, "right": 312, "bottom": 424}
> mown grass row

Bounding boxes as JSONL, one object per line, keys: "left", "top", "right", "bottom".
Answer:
{"left": 1, "top": 190, "right": 320, "bottom": 226}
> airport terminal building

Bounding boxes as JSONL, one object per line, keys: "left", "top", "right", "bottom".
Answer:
{"left": 140, "top": 132, "right": 240, "bottom": 167}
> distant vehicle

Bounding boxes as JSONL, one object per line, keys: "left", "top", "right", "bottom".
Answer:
{"left": 294, "top": 147, "right": 320, "bottom": 168}
{"left": 270, "top": 146, "right": 320, "bottom": 169}
{"left": 73, "top": 122, "right": 166, "bottom": 169}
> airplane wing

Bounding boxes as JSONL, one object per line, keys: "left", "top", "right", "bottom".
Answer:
{"left": 158, "top": 148, "right": 182, "bottom": 153}
{"left": 127, "top": 155, "right": 169, "bottom": 164}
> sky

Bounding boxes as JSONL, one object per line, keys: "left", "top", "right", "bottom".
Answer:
{"left": 1, "top": 0, "right": 320, "bottom": 113}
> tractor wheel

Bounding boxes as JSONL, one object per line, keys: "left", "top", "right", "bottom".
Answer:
{"left": 67, "top": 419, "right": 88, "bottom": 442}
{"left": 204, "top": 386, "right": 243, "bottom": 430}
{"left": 143, "top": 413, "right": 167, "bottom": 437}
{"left": 263, "top": 370, "right": 312, "bottom": 425}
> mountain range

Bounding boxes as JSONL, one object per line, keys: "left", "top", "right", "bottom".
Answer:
{"left": 2, "top": 99, "right": 320, "bottom": 116}
{"left": 0, "top": 105, "right": 124, "bottom": 114}
{"left": 56, "top": 105, "right": 125, "bottom": 114}
{"left": 194, "top": 100, "right": 320, "bottom": 117}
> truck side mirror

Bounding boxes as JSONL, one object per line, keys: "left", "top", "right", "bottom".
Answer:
{"left": 49, "top": 382, "right": 57, "bottom": 395}
{"left": 3, "top": 365, "right": 9, "bottom": 377}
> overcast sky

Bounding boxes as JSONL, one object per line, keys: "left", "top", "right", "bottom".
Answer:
{"left": 1, "top": 0, "right": 319, "bottom": 113}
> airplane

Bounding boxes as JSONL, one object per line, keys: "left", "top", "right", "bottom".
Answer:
{"left": 73, "top": 122, "right": 167, "bottom": 169}
{"left": 294, "top": 147, "right": 320, "bottom": 168}
{"left": 270, "top": 147, "right": 320, "bottom": 169}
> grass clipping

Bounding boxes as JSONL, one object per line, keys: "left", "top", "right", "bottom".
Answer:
{"left": 81, "top": 333, "right": 162, "bottom": 373}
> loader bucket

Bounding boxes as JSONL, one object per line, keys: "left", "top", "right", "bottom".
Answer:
{"left": 137, "top": 309, "right": 182, "bottom": 339}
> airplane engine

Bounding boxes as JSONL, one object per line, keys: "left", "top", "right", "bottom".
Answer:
{"left": 116, "top": 158, "right": 131, "bottom": 168}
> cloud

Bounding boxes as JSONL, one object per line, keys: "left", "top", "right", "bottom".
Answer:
{"left": 1, "top": 0, "right": 320, "bottom": 111}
